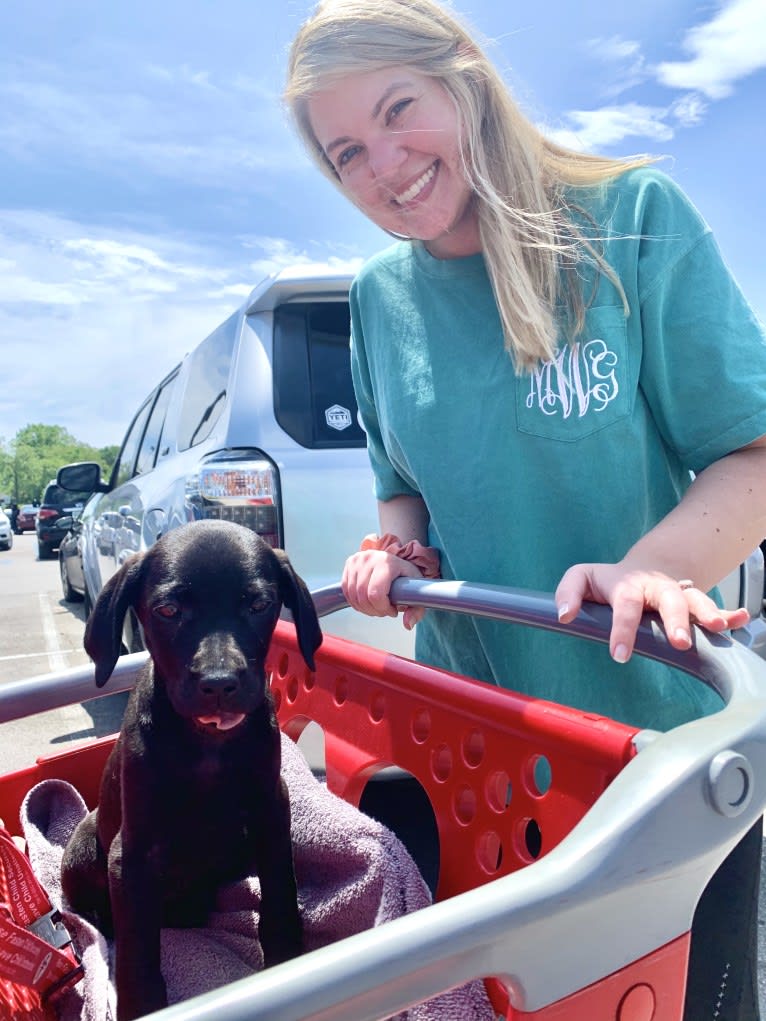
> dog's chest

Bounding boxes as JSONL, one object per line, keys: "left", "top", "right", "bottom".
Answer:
{"left": 188, "top": 748, "right": 231, "bottom": 789}
{"left": 159, "top": 751, "right": 255, "bottom": 831}
{"left": 152, "top": 781, "right": 260, "bottom": 898}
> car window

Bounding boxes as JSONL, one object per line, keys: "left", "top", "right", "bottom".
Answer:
{"left": 112, "top": 397, "right": 154, "bottom": 487}
{"left": 135, "top": 370, "right": 179, "bottom": 475}
{"left": 176, "top": 313, "right": 237, "bottom": 452}
{"left": 42, "top": 484, "right": 92, "bottom": 507}
{"left": 272, "top": 300, "right": 366, "bottom": 449}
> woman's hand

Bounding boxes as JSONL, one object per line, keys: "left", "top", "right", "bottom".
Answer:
{"left": 555, "top": 562, "right": 751, "bottom": 663}
{"left": 342, "top": 549, "right": 427, "bottom": 630}
{"left": 560, "top": 437, "right": 765, "bottom": 661}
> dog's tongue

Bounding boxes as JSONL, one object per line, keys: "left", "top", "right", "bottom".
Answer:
{"left": 195, "top": 712, "right": 246, "bottom": 731}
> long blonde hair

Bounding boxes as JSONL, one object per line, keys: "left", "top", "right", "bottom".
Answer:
{"left": 285, "top": 0, "right": 654, "bottom": 370}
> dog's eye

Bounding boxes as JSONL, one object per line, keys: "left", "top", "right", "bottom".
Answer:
{"left": 154, "top": 603, "right": 179, "bottom": 619}
{"left": 248, "top": 597, "right": 271, "bottom": 614}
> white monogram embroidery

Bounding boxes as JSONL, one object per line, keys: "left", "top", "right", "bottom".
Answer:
{"left": 526, "top": 338, "right": 619, "bottom": 419}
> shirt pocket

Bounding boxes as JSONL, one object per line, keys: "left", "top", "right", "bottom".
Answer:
{"left": 515, "top": 306, "right": 631, "bottom": 442}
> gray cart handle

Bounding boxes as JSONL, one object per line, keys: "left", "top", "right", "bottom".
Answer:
{"left": 313, "top": 576, "right": 764, "bottom": 705}
{"left": 3, "top": 580, "right": 766, "bottom": 1020}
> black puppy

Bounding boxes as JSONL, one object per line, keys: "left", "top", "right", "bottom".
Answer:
{"left": 61, "top": 519, "right": 322, "bottom": 1021}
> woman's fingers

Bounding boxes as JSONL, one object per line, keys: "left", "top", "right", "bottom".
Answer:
{"left": 342, "top": 550, "right": 425, "bottom": 620}
{"left": 556, "top": 563, "right": 751, "bottom": 663}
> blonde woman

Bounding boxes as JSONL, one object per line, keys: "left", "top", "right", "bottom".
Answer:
{"left": 285, "top": 1, "right": 766, "bottom": 1015}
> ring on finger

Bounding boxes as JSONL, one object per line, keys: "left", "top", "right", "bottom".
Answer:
{"left": 677, "top": 579, "right": 695, "bottom": 591}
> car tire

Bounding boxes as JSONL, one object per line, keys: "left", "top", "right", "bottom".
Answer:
{"left": 59, "top": 556, "right": 83, "bottom": 602}
{"left": 38, "top": 541, "right": 53, "bottom": 560}
{"left": 0, "top": 537, "right": 11, "bottom": 551}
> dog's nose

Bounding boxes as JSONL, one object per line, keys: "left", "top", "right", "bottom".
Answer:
{"left": 197, "top": 672, "right": 241, "bottom": 698}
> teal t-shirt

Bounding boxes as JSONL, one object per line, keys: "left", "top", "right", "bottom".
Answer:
{"left": 349, "top": 167, "right": 766, "bottom": 732}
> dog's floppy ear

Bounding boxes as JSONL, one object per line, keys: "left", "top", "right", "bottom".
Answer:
{"left": 273, "top": 549, "right": 323, "bottom": 670}
{"left": 84, "top": 553, "right": 146, "bottom": 687}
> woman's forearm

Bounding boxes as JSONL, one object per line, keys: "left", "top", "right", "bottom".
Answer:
{"left": 377, "top": 494, "right": 430, "bottom": 545}
{"left": 556, "top": 438, "right": 766, "bottom": 661}
{"left": 621, "top": 438, "right": 766, "bottom": 589}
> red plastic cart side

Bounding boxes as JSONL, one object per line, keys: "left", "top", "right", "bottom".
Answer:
{"left": 0, "top": 737, "right": 114, "bottom": 839}
{"left": 268, "top": 623, "right": 638, "bottom": 902}
{"left": 266, "top": 623, "right": 694, "bottom": 1021}
{"left": 486, "top": 936, "right": 689, "bottom": 1020}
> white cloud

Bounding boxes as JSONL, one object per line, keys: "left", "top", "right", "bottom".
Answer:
{"left": 586, "top": 36, "right": 650, "bottom": 96}
{"left": 0, "top": 214, "right": 241, "bottom": 309}
{"left": 544, "top": 103, "right": 674, "bottom": 152}
{"left": 669, "top": 93, "right": 709, "bottom": 128}
{"left": 0, "top": 57, "right": 297, "bottom": 190}
{"left": 0, "top": 211, "right": 342, "bottom": 446}
{"left": 656, "top": 0, "right": 766, "bottom": 99}
{"left": 594, "top": 37, "right": 643, "bottom": 63}
{"left": 144, "top": 63, "right": 273, "bottom": 100}
{"left": 552, "top": 1, "right": 766, "bottom": 152}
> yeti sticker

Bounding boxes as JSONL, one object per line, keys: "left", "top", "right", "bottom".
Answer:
{"left": 325, "top": 404, "right": 352, "bottom": 431}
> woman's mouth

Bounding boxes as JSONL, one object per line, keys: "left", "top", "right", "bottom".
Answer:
{"left": 394, "top": 162, "right": 437, "bottom": 206}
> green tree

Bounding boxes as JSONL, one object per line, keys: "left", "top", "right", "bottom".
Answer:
{"left": 0, "top": 424, "right": 118, "bottom": 504}
{"left": 98, "top": 445, "right": 120, "bottom": 474}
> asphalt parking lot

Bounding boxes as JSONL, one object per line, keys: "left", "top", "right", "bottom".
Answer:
{"left": 0, "top": 531, "right": 128, "bottom": 770}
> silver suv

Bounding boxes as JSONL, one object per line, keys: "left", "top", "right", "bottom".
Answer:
{"left": 57, "top": 263, "right": 765, "bottom": 661}
{"left": 57, "top": 264, "right": 414, "bottom": 657}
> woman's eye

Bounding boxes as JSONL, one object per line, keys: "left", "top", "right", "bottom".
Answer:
{"left": 387, "top": 98, "right": 412, "bottom": 123}
{"left": 154, "top": 603, "right": 178, "bottom": 619}
{"left": 337, "top": 144, "right": 361, "bottom": 169}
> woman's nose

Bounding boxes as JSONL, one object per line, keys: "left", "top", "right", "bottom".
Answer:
{"left": 367, "top": 135, "right": 407, "bottom": 180}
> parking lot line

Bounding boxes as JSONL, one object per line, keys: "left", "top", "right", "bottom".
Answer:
{"left": 38, "top": 592, "right": 68, "bottom": 672}
{"left": 0, "top": 649, "right": 82, "bottom": 663}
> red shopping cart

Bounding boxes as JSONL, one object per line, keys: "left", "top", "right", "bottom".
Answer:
{"left": 1, "top": 577, "right": 765, "bottom": 1020}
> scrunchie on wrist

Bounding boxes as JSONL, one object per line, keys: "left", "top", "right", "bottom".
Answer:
{"left": 359, "top": 532, "right": 441, "bottom": 579}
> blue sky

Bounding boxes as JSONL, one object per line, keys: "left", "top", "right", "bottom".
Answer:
{"left": 1, "top": 0, "right": 764, "bottom": 447}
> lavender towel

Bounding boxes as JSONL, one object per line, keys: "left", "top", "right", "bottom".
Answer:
{"left": 21, "top": 734, "right": 494, "bottom": 1021}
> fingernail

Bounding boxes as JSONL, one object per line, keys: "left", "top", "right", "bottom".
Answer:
{"left": 674, "top": 627, "right": 691, "bottom": 646}
{"left": 557, "top": 603, "right": 569, "bottom": 621}
{"left": 613, "top": 643, "right": 629, "bottom": 664}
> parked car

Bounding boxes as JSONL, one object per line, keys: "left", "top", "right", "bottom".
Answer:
{"left": 35, "top": 481, "right": 92, "bottom": 560}
{"left": 56, "top": 264, "right": 414, "bottom": 658}
{"left": 14, "top": 505, "right": 37, "bottom": 534}
{"left": 0, "top": 508, "right": 12, "bottom": 551}
{"left": 94, "top": 511, "right": 125, "bottom": 556}
{"left": 58, "top": 514, "right": 87, "bottom": 604}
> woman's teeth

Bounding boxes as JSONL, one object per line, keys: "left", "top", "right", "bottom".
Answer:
{"left": 395, "top": 164, "right": 436, "bottom": 205}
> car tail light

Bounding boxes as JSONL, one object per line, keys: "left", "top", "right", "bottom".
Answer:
{"left": 185, "top": 451, "right": 282, "bottom": 547}
{"left": 37, "top": 508, "right": 58, "bottom": 521}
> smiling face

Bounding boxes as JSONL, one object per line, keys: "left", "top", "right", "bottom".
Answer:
{"left": 307, "top": 66, "right": 481, "bottom": 259}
